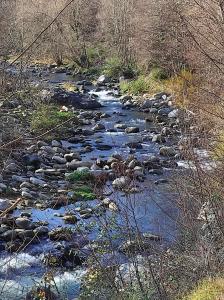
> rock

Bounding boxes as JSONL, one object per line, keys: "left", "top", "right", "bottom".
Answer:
{"left": 23, "top": 154, "right": 41, "bottom": 169}
{"left": 109, "top": 202, "right": 119, "bottom": 212}
{"left": 125, "top": 127, "right": 140, "bottom": 134}
{"left": 114, "top": 124, "right": 127, "bottom": 130}
{"left": 12, "top": 175, "right": 27, "bottom": 183}
{"left": 15, "top": 217, "right": 32, "bottom": 229}
{"left": 20, "top": 182, "right": 33, "bottom": 189}
{"left": 168, "top": 109, "right": 179, "bottom": 118}
{"left": 0, "top": 183, "right": 7, "bottom": 191}
{"left": 134, "top": 166, "right": 144, "bottom": 175}
{"left": 0, "top": 199, "right": 11, "bottom": 211}
{"left": 64, "top": 152, "right": 81, "bottom": 162}
{"left": 77, "top": 166, "right": 90, "bottom": 172}
{"left": 150, "top": 108, "right": 158, "bottom": 114}
{"left": 1, "top": 230, "right": 17, "bottom": 241}
{"left": 126, "top": 142, "right": 143, "bottom": 149}
{"left": 145, "top": 116, "right": 154, "bottom": 122}
{"left": 37, "top": 141, "right": 48, "bottom": 147}
{"left": 67, "top": 160, "right": 92, "bottom": 170}
{"left": 152, "top": 134, "right": 166, "bottom": 143}
{"left": 120, "top": 95, "right": 133, "bottom": 102}
{"left": 5, "top": 163, "right": 20, "bottom": 173}
{"left": 141, "top": 98, "right": 156, "bottom": 109}
{"left": 112, "top": 176, "right": 130, "bottom": 190}
{"left": 97, "top": 75, "right": 109, "bottom": 85}
{"left": 50, "top": 88, "right": 102, "bottom": 109}
{"left": 51, "top": 140, "right": 61, "bottom": 147}
{"left": 92, "top": 123, "right": 105, "bottom": 131}
{"left": 17, "top": 229, "right": 35, "bottom": 239}
{"left": 21, "top": 191, "right": 34, "bottom": 199}
{"left": 34, "top": 226, "right": 49, "bottom": 236}
{"left": 96, "top": 144, "right": 113, "bottom": 151}
{"left": 63, "top": 215, "right": 78, "bottom": 224}
{"left": 40, "top": 146, "right": 55, "bottom": 155}
{"left": 158, "top": 107, "right": 173, "bottom": 116}
{"left": 30, "top": 177, "right": 47, "bottom": 187}
{"left": 154, "top": 92, "right": 170, "bottom": 100}
{"left": 159, "top": 146, "right": 176, "bottom": 157}
{"left": 128, "top": 159, "right": 139, "bottom": 169}
{"left": 52, "top": 156, "right": 67, "bottom": 164}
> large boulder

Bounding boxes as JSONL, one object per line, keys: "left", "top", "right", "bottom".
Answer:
{"left": 50, "top": 89, "right": 102, "bottom": 109}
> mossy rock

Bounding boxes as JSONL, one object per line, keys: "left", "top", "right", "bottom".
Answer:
{"left": 73, "top": 185, "right": 96, "bottom": 201}
{"left": 66, "top": 170, "right": 93, "bottom": 183}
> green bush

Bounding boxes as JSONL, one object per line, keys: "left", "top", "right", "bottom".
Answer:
{"left": 31, "top": 105, "right": 74, "bottom": 132}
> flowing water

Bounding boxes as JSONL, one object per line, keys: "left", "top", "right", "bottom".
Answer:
{"left": 0, "top": 67, "right": 179, "bottom": 299}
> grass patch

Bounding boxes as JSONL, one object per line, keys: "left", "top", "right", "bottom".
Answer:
{"left": 31, "top": 104, "right": 75, "bottom": 133}
{"left": 67, "top": 170, "right": 93, "bottom": 182}
{"left": 103, "top": 57, "right": 137, "bottom": 79}
{"left": 120, "top": 67, "right": 167, "bottom": 95}
{"left": 120, "top": 68, "right": 195, "bottom": 107}
{"left": 164, "top": 69, "right": 195, "bottom": 108}
{"left": 183, "top": 278, "right": 224, "bottom": 300}
{"left": 73, "top": 185, "right": 96, "bottom": 201}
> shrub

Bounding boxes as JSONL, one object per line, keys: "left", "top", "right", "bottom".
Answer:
{"left": 31, "top": 105, "right": 74, "bottom": 133}
{"left": 183, "top": 278, "right": 224, "bottom": 300}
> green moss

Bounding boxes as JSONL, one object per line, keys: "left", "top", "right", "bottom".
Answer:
{"left": 31, "top": 105, "right": 75, "bottom": 133}
{"left": 183, "top": 278, "right": 224, "bottom": 300}
{"left": 67, "top": 170, "right": 93, "bottom": 182}
{"left": 73, "top": 185, "right": 96, "bottom": 201}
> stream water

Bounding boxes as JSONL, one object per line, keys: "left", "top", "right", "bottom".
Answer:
{"left": 0, "top": 67, "right": 179, "bottom": 299}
